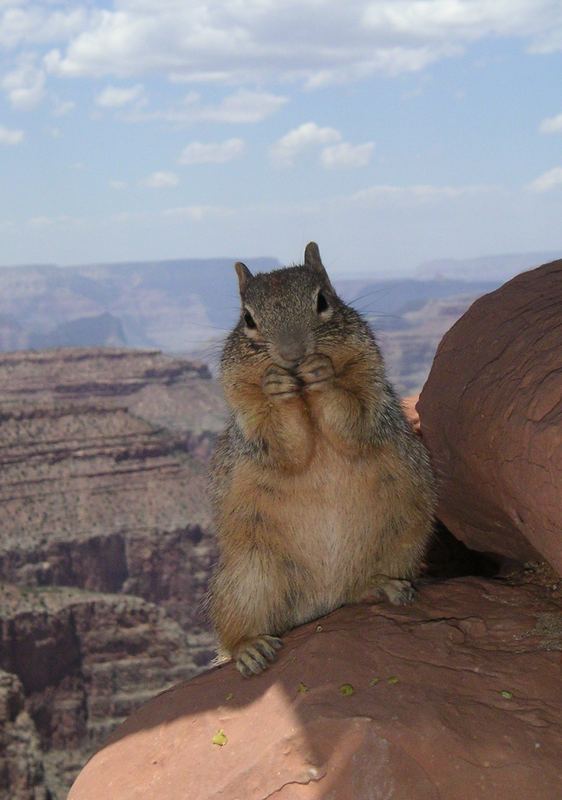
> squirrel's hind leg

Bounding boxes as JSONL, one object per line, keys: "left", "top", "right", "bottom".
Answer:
{"left": 358, "top": 577, "right": 416, "bottom": 606}
{"left": 209, "top": 540, "right": 296, "bottom": 677}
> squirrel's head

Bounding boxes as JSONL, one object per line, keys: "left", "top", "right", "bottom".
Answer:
{"left": 233, "top": 242, "right": 342, "bottom": 368}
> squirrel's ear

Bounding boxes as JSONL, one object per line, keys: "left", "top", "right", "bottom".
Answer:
{"left": 234, "top": 262, "right": 253, "bottom": 295}
{"left": 304, "top": 242, "right": 334, "bottom": 290}
{"left": 304, "top": 242, "right": 323, "bottom": 271}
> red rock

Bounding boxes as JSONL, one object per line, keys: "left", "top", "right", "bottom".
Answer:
{"left": 401, "top": 395, "right": 421, "bottom": 434}
{"left": 69, "top": 578, "right": 562, "bottom": 800}
{"left": 418, "top": 261, "right": 562, "bottom": 574}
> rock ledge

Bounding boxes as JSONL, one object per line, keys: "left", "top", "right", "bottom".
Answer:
{"left": 69, "top": 577, "right": 562, "bottom": 800}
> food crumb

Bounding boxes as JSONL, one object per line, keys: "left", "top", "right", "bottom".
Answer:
{"left": 212, "top": 729, "right": 228, "bottom": 747}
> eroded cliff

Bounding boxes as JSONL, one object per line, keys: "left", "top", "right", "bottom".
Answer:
{"left": 0, "top": 348, "right": 226, "bottom": 799}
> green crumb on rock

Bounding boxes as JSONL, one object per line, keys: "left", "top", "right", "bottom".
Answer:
{"left": 225, "top": 693, "right": 234, "bottom": 701}
{"left": 387, "top": 676, "right": 399, "bottom": 685}
{"left": 500, "top": 690, "right": 513, "bottom": 699}
{"left": 340, "top": 683, "right": 355, "bottom": 696}
{"left": 212, "top": 729, "right": 228, "bottom": 747}
{"left": 369, "top": 677, "right": 381, "bottom": 686}
{"left": 297, "top": 682, "right": 309, "bottom": 694}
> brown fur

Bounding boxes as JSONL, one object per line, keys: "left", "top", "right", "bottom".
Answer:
{"left": 208, "top": 243, "right": 436, "bottom": 676}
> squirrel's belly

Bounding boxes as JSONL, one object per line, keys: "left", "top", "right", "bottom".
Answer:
{"left": 277, "top": 451, "right": 387, "bottom": 605}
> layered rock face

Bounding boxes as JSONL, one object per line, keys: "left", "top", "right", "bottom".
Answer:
{"left": 379, "top": 293, "right": 483, "bottom": 395}
{"left": 0, "top": 348, "right": 226, "bottom": 799}
{"left": 1, "top": 586, "right": 199, "bottom": 799}
{"left": 69, "top": 576, "right": 562, "bottom": 800}
{"left": 418, "top": 260, "right": 562, "bottom": 574}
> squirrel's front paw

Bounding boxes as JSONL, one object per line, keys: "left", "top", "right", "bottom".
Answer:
{"left": 262, "top": 365, "right": 300, "bottom": 399}
{"left": 297, "top": 353, "right": 335, "bottom": 390}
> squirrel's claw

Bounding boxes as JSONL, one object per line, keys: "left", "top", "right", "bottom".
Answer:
{"left": 262, "top": 365, "right": 300, "bottom": 398}
{"left": 234, "top": 635, "right": 283, "bottom": 677}
{"left": 381, "top": 579, "right": 417, "bottom": 605}
{"left": 296, "top": 353, "right": 335, "bottom": 389}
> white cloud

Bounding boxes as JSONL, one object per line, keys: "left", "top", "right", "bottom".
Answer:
{"left": 271, "top": 123, "right": 374, "bottom": 169}
{"left": 95, "top": 83, "right": 145, "bottom": 108}
{"left": 27, "top": 214, "right": 81, "bottom": 228}
{"left": 179, "top": 138, "right": 245, "bottom": 165}
{"left": 196, "top": 89, "right": 287, "bottom": 123}
{"left": 271, "top": 122, "right": 342, "bottom": 166}
{"left": 0, "top": 4, "right": 88, "bottom": 49}
{"left": 41, "top": 2, "right": 562, "bottom": 88}
{"left": 131, "top": 89, "right": 287, "bottom": 126}
{"left": 162, "top": 205, "right": 232, "bottom": 222}
{"left": 320, "top": 141, "right": 374, "bottom": 169}
{"left": 529, "top": 166, "right": 562, "bottom": 192}
{"left": 0, "top": 125, "right": 24, "bottom": 145}
{"left": 347, "top": 183, "right": 495, "bottom": 206}
{"left": 539, "top": 113, "right": 562, "bottom": 134}
{"left": 52, "top": 96, "right": 75, "bottom": 117}
{"left": 28, "top": 215, "right": 56, "bottom": 228}
{"left": 142, "top": 171, "right": 180, "bottom": 189}
{"left": 2, "top": 59, "right": 45, "bottom": 109}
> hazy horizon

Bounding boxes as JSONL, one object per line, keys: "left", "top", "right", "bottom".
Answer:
{"left": 1, "top": 247, "right": 560, "bottom": 283}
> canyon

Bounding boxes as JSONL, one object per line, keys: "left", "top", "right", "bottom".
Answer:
{"left": 0, "top": 348, "right": 226, "bottom": 799}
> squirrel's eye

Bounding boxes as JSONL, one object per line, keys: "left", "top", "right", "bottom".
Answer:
{"left": 244, "top": 310, "right": 257, "bottom": 329}
{"left": 316, "top": 291, "right": 329, "bottom": 314}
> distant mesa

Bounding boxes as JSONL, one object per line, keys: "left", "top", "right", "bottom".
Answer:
{"left": 416, "top": 250, "right": 562, "bottom": 281}
{"left": 29, "top": 312, "right": 127, "bottom": 350}
{"left": 0, "top": 253, "right": 512, "bottom": 394}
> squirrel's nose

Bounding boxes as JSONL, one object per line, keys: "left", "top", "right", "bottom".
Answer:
{"left": 275, "top": 342, "right": 306, "bottom": 366}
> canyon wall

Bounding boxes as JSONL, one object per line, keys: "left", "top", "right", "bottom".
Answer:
{"left": 0, "top": 348, "right": 226, "bottom": 799}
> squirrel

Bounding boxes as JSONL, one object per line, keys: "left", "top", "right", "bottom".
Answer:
{"left": 208, "top": 242, "right": 436, "bottom": 677}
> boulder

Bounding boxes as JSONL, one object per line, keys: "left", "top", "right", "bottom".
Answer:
{"left": 401, "top": 396, "right": 421, "bottom": 434}
{"left": 418, "top": 260, "right": 562, "bottom": 574}
{"left": 69, "top": 577, "right": 562, "bottom": 800}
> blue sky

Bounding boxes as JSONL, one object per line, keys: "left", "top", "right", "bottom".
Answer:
{"left": 2, "top": 1, "right": 562, "bottom": 275}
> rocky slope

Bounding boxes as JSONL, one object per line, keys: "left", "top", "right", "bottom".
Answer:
{"left": 0, "top": 348, "right": 227, "bottom": 799}
{"left": 377, "top": 293, "right": 481, "bottom": 395}
{"left": 68, "top": 575, "right": 562, "bottom": 800}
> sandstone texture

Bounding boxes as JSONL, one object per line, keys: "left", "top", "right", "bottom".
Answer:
{"left": 69, "top": 577, "right": 562, "bottom": 800}
{"left": 418, "top": 260, "right": 562, "bottom": 574}
{"left": 0, "top": 348, "right": 226, "bottom": 799}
